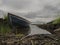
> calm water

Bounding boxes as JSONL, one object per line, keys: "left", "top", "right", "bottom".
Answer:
{"left": 29, "top": 25, "right": 51, "bottom": 35}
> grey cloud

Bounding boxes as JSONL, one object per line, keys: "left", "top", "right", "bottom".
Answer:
{"left": 3, "top": 0, "right": 32, "bottom": 9}
{"left": 41, "top": 5, "right": 60, "bottom": 17}
{"left": 24, "top": 4, "right": 60, "bottom": 19}
{"left": 0, "top": 0, "right": 60, "bottom": 22}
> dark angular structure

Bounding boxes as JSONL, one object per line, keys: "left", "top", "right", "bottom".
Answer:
{"left": 8, "top": 13, "right": 30, "bottom": 35}
{"left": 8, "top": 13, "right": 30, "bottom": 28}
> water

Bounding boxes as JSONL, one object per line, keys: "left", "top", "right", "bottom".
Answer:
{"left": 29, "top": 25, "right": 51, "bottom": 35}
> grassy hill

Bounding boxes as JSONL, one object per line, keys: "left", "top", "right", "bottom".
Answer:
{"left": 48, "top": 17, "right": 60, "bottom": 24}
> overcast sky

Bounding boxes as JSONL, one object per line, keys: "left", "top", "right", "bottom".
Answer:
{"left": 0, "top": 0, "right": 60, "bottom": 23}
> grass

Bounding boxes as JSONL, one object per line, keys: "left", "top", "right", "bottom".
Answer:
{"left": 52, "top": 17, "right": 60, "bottom": 24}
{"left": 0, "top": 15, "right": 11, "bottom": 35}
{"left": 0, "top": 22, "right": 11, "bottom": 35}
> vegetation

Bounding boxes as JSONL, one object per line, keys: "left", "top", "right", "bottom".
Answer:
{"left": 0, "top": 15, "right": 11, "bottom": 35}
{"left": 51, "top": 17, "right": 60, "bottom": 24}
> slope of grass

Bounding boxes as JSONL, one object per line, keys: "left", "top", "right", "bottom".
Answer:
{"left": 52, "top": 17, "right": 60, "bottom": 24}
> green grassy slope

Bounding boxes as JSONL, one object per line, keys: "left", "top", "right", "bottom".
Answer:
{"left": 51, "top": 17, "right": 60, "bottom": 24}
